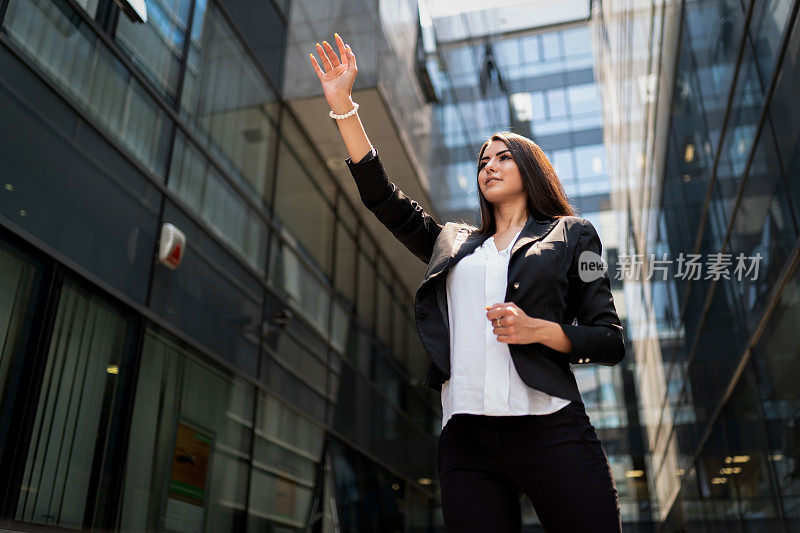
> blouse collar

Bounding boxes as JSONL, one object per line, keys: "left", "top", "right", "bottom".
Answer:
{"left": 485, "top": 227, "right": 524, "bottom": 256}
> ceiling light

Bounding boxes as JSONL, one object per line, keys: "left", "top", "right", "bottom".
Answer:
{"left": 684, "top": 143, "right": 694, "bottom": 163}
{"left": 724, "top": 455, "right": 750, "bottom": 464}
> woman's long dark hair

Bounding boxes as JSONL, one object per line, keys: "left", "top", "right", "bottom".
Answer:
{"left": 476, "top": 131, "right": 576, "bottom": 236}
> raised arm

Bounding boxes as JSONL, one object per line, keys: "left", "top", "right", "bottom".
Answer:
{"left": 309, "top": 34, "right": 442, "bottom": 264}
{"left": 344, "top": 149, "right": 442, "bottom": 264}
{"left": 308, "top": 34, "right": 372, "bottom": 162}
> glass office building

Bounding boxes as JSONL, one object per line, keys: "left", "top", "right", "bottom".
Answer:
{"left": 0, "top": 0, "right": 443, "bottom": 530}
{"left": 592, "top": 0, "right": 800, "bottom": 530}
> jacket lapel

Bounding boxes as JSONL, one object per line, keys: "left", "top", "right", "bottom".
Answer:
{"left": 510, "top": 215, "right": 560, "bottom": 257}
{"left": 418, "top": 215, "right": 559, "bottom": 290}
{"left": 418, "top": 227, "right": 484, "bottom": 290}
{"left": 451, "top": 229, "right": 488, "bottom": 265}
{"left": 454, "top": 215, "right": 560, "bottom": 265}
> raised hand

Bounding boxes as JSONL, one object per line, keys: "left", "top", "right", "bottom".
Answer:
{"left": 307, "top": 32, "right": 371, "bottom": 166}
{"left": 308, "top": 32, "right": 357, "bottom": 107}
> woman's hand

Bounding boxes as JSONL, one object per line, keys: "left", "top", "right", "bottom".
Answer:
{"left": 485, "top": 303, "right": 573, "bottom": 354}
{"left": 485, "top": 302, "right": 543, "bottom": 344}
{"left": 308, "top": 33, "right": 357, "bottom": 110}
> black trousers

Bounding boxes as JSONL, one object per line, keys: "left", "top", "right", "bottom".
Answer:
{"left": 436, "top": 401, "right": 621, "bottom": 532}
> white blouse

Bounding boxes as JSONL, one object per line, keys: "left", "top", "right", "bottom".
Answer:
{"left": 441, "top": 228, "right": 571, "bottom": 429}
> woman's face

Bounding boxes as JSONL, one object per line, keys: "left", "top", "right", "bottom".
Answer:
{"left": 477, "top": 140, "right": 525, "bottom": 205}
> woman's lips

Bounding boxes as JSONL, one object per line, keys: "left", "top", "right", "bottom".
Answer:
{"left": 486, "top": 177, "right": 501, "bottom": 185}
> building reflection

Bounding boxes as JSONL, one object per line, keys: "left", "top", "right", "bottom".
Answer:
{"left": 592, "top": 0, "right": 800, "bottom": 529}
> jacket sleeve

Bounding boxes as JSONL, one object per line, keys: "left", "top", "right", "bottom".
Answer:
{"left": 345, "top": 148, "right": 442, "bottom": 264}
{"left": 559, "top": 219, "right": 625, "bottom": 366}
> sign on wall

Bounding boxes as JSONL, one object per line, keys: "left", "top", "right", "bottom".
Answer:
{"left": 164, "top": 421, "right": 214, "bottom": 532}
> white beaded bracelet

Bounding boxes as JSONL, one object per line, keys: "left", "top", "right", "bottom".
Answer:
{"left": 329, "top": 101, "right": 359, "bottom": 120}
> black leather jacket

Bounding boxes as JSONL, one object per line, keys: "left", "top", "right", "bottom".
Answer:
{"left": 345, "top": 148, "right": 625, "bottom": 402}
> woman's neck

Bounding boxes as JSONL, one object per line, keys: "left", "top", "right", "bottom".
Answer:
{"left": 493, "top": 207, "right": 528, "bottom": 234}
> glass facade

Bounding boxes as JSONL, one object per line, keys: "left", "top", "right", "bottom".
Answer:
{"left": 0, "top": 0, "right": 439, "bottom": 530}
{"left": 592, "top": 0, "right": 800, "bottom": 529}
{"left": 423, "top": 22, "right": 608, "bottom": 222}
{"left": 17, "top": 279, "right": 136, "bottom": 528}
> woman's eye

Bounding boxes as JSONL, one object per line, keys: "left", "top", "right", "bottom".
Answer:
{"left": 478, "top": 154, "right": 509, "bottom": 170}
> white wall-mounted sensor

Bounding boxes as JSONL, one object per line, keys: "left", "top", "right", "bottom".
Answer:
{"left": 114, "top": 0, "right": 147, "bottom": 24}
{"left": 158, "top": 223, "right": 186, "bottom": 270}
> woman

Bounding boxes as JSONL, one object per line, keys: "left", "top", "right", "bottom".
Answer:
{"left": 310, "top": 34, "right": 624, "bottom": 532}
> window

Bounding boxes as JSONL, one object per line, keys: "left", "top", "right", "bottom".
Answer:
{"left": 574, "top": 144, "right": 606, "bottom": 178}
{"left": 74, "top": 0, "right": 99, "bottom": 17}
{"left": 546, "top": 88, "right": 567, "bottom": 118}
{"left": 541, "top": 32, "right": 562, "bottom": 60}
{"left": 551, "top": 148, "right": 575, "bottom": 181}
{"left": 120, "top": 328, "right": 255, "bottom": 532}
{"left": 4, "top": 0, "right": 173, "bottom": 178}
{"left": 115, "top": 0, "right": 190, "bottom": 99}
{"left": 0, "top": 240, "right": 42, "bottom": 433}
{"left": 567, "top": 83, "right": 601, "bottom": 116}
{"left": 179, "top": 2, "right": 280, "bottom": 208}
{"left": 17, "top": 281, "right": 134, "bottom": 528}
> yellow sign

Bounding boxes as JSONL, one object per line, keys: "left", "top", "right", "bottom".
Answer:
{"left": 168, "top": 422, "right": 212, "bottom": 506}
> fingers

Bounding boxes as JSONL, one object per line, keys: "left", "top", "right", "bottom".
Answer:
{"left": 321, "top": 40, "right": 340, "bottom": 68}
{"left": 485, "top": 306, "right": 512, "bottom": 320}
{"left": 344, "top": 43, "right": 356, "bottom": 70}
{"left": 311, "top": 34, "right": 356, "bottom": 78}
{"left": 488, "top": 313, "right": 509, "bottom": 328}
{"left": 484, "top": 302, "right": 518, "bottom": 310}
{"left": 308, "top": 53, "right": 325, "bottom": 79}
{"left": 486, "top": 309, "right": 500, "bottom": 320}
{"left": 314, "top": 42, "right": 331, "bottom": 71}
{"left": 333, "top": 33, "right": 348, "bottom": 69}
